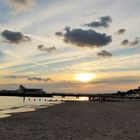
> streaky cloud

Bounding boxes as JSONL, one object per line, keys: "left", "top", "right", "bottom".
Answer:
{"left": 7, "top": 75, "right": 28, "bottom": 79}
{"left": 6, "top": 75, "right": 53, "bottom": 82}
{"left": 7, "top": 0, "right": 36, "bottom": 14}
{"left": 28, "top": 77, "right": 53, "bottom": 82}
{"left": 97, "top": 50, "right": 112, "bottom": 58}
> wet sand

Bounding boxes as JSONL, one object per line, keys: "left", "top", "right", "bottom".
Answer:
{"left": 0, "top": 101, "right": 140, "bottom": 140}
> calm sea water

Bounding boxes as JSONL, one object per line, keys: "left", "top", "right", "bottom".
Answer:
{"left": 0, "top": 96, "right": 62, "bottom": 118}
{"left": 0, "top": 96, "right": 87, "bottom": 118}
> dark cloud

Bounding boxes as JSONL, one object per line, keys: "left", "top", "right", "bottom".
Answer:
{"left": 64, "top": 26, "right": 71, "bottom": 32}
{"left": 121, "top": 37, "right": 140, "bottom": 46}
{"left": 56, "top": 27, "right": 112, "bottom": 48}
{"left": 55, "top": 27, "right": 70, "bottom": 37}
{"left": 84, "top": 16, "right": 112, "bottom": 28}
{"left": 1, "top": 30, "right": 31, "bottom": 44}
{"left": 28, "top": 77, "right": 53, "bottom": 82}
{"left": 117, "top": 29, "right": 125, "bottom": 34}
{"left": 121, "top": 39, "right": 129, "bottom": 46}
{"left": 55, "top": 31, "right": 63, "bottom": 36}
{"left": 6, "top": 75, "right": 52, "bottom": 82}
{"left": 7, "top": 0, "right": 36, "bottom": 14}
{"left": 7, "top": 75, "right": 27, "bottom": 79}
{"left": 37, "top": 45, "right": 56, "bottom": 53}
{"left": 130, "top": 37, "right": 140, "bottom": 46}
{"left": 97, "top": 50, "right": 112, "bottom": 58}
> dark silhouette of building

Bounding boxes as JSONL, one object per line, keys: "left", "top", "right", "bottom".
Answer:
{"left": 17, "top": 85, "right": 44, "bottom": 95}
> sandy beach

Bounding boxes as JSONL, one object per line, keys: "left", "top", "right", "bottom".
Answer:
{"left": 0, "top": 101, "right": 140, "bottom": 140}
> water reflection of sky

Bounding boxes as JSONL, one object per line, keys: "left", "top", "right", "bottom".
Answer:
{"left": 0, "top": 96, "right": 88, "bottom": 118}
{"left": 0, "top": 96, "right": 62, "bottom": 118}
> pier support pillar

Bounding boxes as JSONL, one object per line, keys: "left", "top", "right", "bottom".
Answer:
{"left": 89, "top": 97, "right": 93, "bottom": 101}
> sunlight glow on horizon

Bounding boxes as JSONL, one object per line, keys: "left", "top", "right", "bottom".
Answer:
{"left": 75, "top": 73, "right": 96, "bottom": 82}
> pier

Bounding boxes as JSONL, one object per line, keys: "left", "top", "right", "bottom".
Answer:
{"left": 0, "top": 85, "right": 140, "bottom": 101}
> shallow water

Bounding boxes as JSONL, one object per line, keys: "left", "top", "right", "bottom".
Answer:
{"left": 0, "top": 96, "right": 87, "bottom": 118}
{"left": 0, "top": 96, "right": 62, "bottom": 118}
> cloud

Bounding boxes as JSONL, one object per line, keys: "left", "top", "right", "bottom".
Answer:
{"left": 64, "top": 26, "right": 71, "bottom": 32}
{"left": 121, "top": 37, "right": 140, "bottom": 46}
{"left": 55, "top": 31, "right": 63, "bottom": 36}
{"left": 56, "top": 27, "right": 112, "bottom": 48}
{"left": 6, "top": 75, "right": 27, "bottom": 79}
{"left": 6, "top": 75, "right": 53, "bottom": 82}
{"left": 130, "top": 37, "right": 140, "bottom": 46}
{"left": 117, "top": 29, "right": 126, "bottom": 34}
{"left": 90, "top": 76, "right": 140, "bottom": 85}
{"left": 1, "top": 30, "right": 31, "bottom": 44}
{"left": 37, "top": 45, "right": 56, "bottom": 53}
{"left": 97, "top": 50, "right": 112, "bottom": 58}
{"left": 84, "top": 16, "right": 112, "bottom": 28}
{"left": 28, "top": 77, "right": 53, "bottom": 82}
{"left": 121, "top": 39, "right": 129, "bottom": 46}
{"left": 7, "top": 0, "right": 36, "bottom": 14}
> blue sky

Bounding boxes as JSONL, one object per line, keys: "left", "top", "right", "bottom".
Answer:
{"left": 0, "top": 0, "right": 140, "bottom": 93}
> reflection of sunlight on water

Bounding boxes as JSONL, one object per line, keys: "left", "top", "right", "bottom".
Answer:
{"left": 0, "top": 104, "right": 59, "bottom": 119}
{"left": 0, "top": 114, "right": 11, "bottom": 118}
{"left": 0, "top": 96, "right": 62, "bottom": 119}
{"left": 79, "top": 97, "right": 89, "bottom": 101}
{"left": 0, "top": 107, "right": 36, "bottom": 118}
{"left": 0, "top": 96, "right": 89, "bottom": 119}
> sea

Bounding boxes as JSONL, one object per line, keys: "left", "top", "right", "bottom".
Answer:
{"left": 0, "top": 96, "right": 88, "bottom": 118}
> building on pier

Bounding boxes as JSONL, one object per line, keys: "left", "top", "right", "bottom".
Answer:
{"left": 17, "top": 85, "right": 45, "bottom": 95}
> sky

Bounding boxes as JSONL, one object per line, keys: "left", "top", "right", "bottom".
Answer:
{"left": 0, "top": 0, "right": 140, "bottom": 93}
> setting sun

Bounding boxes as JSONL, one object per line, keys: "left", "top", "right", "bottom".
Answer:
{"left": 75, "top": 73, "right": 96, "bottom": 82}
